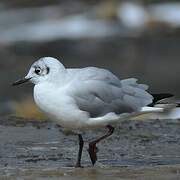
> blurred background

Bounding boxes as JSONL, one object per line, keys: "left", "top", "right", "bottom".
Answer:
{"left": 1, "top": 0, "right": 180, "bottom": 118}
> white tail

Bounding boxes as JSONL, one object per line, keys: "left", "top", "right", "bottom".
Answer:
{"left": 86, "top": 105, "right": 176, "bottom": 127}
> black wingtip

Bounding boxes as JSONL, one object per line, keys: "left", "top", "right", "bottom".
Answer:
{"left": 151, "top": 93, "right": 174, "bottom": 103}
{"left": 149, "top": 93, "right": 174, "bottom": 107}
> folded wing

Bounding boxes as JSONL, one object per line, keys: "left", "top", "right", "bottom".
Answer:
{"left": 68, "top": 67, "right": 153, "bottom": 118}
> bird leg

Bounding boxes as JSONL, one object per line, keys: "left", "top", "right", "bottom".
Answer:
{"left": 75, "top": 134, "right": 84, "bottom": 168}
{"left": 88, "top": 125, "right": 114, "bottom": 165}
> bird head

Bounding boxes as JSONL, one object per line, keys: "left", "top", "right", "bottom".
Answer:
{"left": 12, "top": 57, "right": 66, "bottom": 86}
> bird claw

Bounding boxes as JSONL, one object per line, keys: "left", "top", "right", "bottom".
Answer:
{"left": 88, "top": 143, "right": 98, "bottom": 165}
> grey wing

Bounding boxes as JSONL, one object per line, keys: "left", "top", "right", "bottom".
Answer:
{"left": 69, "top": 67, "right": 153, "bottom": 118}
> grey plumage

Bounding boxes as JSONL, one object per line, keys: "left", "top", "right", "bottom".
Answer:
{"left": 67, "top": 67, "right": 153, "bottom": 118}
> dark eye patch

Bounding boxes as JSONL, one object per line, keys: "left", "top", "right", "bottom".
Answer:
{"left": 46, "top": 66, "right": 50, "bottom": 74}
{"left": 33, "top": 65, "right": 49, "bottom": 76}
{"left": 35, "top": 67, "right": 41, "bottom": 75}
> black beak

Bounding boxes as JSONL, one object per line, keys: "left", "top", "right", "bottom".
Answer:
{"left": 12, "top": 77, "right": 31, "bottom": 86}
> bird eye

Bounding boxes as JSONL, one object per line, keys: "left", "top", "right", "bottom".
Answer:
{"left": 35, "top": 68, "right": 41, "bottom": 75}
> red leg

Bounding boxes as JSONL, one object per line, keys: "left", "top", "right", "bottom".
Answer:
{"left": 88, "top": 125, "right": 114, "bottom": 165}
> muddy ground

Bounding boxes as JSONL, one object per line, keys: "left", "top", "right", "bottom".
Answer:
{"left": 1, "top": 116, "right": 180, "bottom": 179}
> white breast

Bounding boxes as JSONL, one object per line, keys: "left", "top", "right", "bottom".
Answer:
{"left": 33, "top": 83, "right": 89, "bottom": 129}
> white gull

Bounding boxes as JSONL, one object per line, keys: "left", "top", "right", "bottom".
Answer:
{"left": 13, "top": 57, "right": 170, "bottom": 167}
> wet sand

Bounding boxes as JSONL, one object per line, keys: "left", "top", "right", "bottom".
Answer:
{"left": 2, "top": 165, "right": 180, "bottom": 180}
{"left": 1, "top": 116, "right": 180, "bottom": 179}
